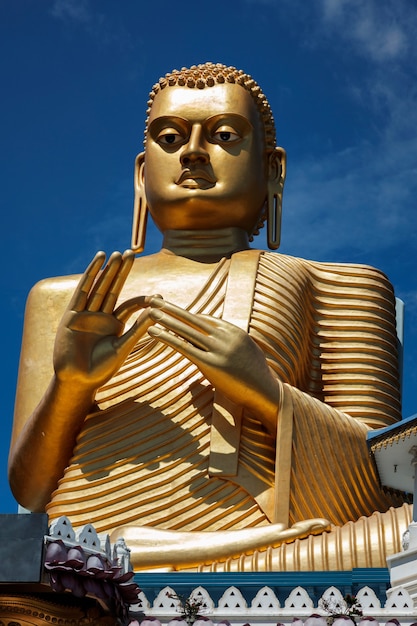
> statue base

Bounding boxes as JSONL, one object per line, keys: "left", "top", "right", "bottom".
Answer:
{"left": 0, "top": 513, "right": 138, "bottom": 626}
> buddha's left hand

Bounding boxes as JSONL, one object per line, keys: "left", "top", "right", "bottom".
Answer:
{"left": 148, "top": 297, "right": 280, "bottom": 434}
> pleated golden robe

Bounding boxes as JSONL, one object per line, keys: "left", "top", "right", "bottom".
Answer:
{"left": 46, "top": 250, "right": 404, "bottom": 560}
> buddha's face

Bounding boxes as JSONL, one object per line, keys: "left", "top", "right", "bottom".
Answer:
{"left": 143, "top": 83, "right": 269, "bottom": 234}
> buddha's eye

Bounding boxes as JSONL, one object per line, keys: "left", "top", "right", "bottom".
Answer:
{"left": 156, "top": 129, "right": 184, "bottom": 146}
{"left": 212, "top": 127, "right": 240, "bottom": 143}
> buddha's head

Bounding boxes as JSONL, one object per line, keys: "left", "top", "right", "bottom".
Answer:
{"left": 132, "top": 63, "right": 286, "bottom": 252}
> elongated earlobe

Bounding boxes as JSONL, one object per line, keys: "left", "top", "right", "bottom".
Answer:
{"left": 131, "top": 152, "right": 148, "bottom": 253}
{"left": 267, "top": 147, "right": 286, "bottom": 250}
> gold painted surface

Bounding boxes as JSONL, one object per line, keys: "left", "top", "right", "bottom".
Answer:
{"left": 45, "top": 252, "right": 402, "bottom": 533}
{"left": 8, "top": 63, "right": 406, "bottom": 571}
{"left": 196, "top": 503, "right": 413, "bottom": 572}
{"left": 0, "top": 595, "right": 115, "bottom": 626}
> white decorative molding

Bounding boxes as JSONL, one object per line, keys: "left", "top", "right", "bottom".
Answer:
{"left": 284, "top": 586, "right": 314, "bottom": 610}
{"left": 356, "top": 586, "right": 381, "bottom": 612}
{"left": 385, "top": 587, "right": 414, "bottom": 612}
{"left": 47, "top": 515, "right": 112, "bottom": 560}
{"left": 251, "top": 586, "right": 280, "bottom": 612}
{"left": 131, "top": 590, "right": 152, "bottom": 613}
{"left": 78, "top": 523, "right": 104, "bottom": 551}
{"left": 190, "top": 586, "right": 215, "bottom": 613}
{"left": 153, "top": 586, "right": 181, "bottom": 613}
{"left": 131, "top": 584, "right": 417, "bottom": 626}
{"left": 319, "top": 586, "right": 345, "bottom": 609}
{"left": 48, "top": 515, "right": 76, "bottom": 542}
{"left": 217, "top": 586, "right": 247, "bottom": 612}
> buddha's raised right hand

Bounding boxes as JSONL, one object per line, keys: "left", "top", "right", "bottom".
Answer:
{"left": 53, "top": 250, "right": 153, "bottom": 392}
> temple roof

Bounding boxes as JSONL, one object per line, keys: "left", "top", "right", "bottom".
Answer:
{"left": 367, "top": 413, "right": 417, "bottom": 494}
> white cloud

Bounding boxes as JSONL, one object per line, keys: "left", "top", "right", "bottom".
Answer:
{"left": 49, "top": 0, "right": 134, "bottom": 50}
{"left": 353, "top": 17, "right": 405, "bottom": 62}
{"left": 319, "top": 0, "right": 411, "bottom": 63}
{"left": 254, "top": 0, "right": 417, "bottom": 265}
{"left": 50, "top": 0, "right": 91, "bottom": 23}
{"left": 281, "top": 128, "right": 417, "bottom": 259}
{"left": 246, "top": 0, "right": 414, "bottom": 64}
{"left": 322, "top": 0, "right": 350, "bottom": 21}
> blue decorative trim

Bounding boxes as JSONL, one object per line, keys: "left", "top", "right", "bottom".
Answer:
{"left": 133, "top": 568, "right": 390, "bottom": 606}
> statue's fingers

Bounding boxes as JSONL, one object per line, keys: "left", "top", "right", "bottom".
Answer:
{"left": 148, "top": 324, "right": 208, "bottom": 359}
{"left": 101, "top": 250, "right": 135, "bottom": 313}
{"left": 277, "top": 519, "right": 330, "bottom": 545}
{"left": 292, "top": 518, "right": 330, "bottom": 534}
{"left": 87, "top": 251, "right": 123, "bottom": 312}
{"left": 150, "top": 297, "right": 216, "bottom": 334}
{"left": 149, "top": 308, "right": 213, "bottom": 351}
{"left": 114, "top": 295, "right": 155, "bottom": 324}
{"left": 67, "top": 251, "right": 106, "bottom": 312}
{"left": 112, "top": 310, "right": 155, "bottom": 359}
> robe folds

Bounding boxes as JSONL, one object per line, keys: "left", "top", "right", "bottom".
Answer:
{"left": 46, "top": 250, "right": 404, "bottom": 553}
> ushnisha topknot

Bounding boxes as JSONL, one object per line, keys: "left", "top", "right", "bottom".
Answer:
{"left": 144, "top": 62, "right": 276, "bottom": 150}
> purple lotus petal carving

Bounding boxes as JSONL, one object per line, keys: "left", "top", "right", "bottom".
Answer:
{"left": 44, "top": 538, "right": 141, "bottom": 622}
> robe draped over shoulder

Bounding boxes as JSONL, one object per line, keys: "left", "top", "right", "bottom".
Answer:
{"left": 46, "top": 251, "right": 404, "bottom": 552}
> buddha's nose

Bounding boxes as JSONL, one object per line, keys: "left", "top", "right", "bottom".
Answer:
{"left": 180, "top": 124, "right": 209, "bottom": 165}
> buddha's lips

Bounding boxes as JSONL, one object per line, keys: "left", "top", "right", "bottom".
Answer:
{"left": 175, "top": 169, "right": 216, "bottom": 185}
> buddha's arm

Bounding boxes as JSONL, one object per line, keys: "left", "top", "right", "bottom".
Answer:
{"left": 9, "top": 371, "right": 97, "bottom": 511}
{"left": 111, "top": 519, "right": 329, "bottom": 570}
{"left": 9, "top": 251, "right": 152, "bottom": 511}
{"left": 8, "top": 272, "right": 94, "bottom": 510}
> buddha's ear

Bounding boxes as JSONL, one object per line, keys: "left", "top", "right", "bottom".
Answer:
{"left": 266, "top": 147, "right": 286, "bottom": 250}
{"left": 131, "top": 152, "right": 148, "bottom": 253}
{"left": 268, "top": 146, "right": 286, "bottom": 185}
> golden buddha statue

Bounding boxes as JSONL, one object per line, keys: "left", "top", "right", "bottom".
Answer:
{"left": 8, "top": 63, "right": 410, "bottom": 572}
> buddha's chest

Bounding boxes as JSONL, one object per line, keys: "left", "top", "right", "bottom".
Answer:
{"left": 118, "top": 254, "right": 228, "bottom": 310}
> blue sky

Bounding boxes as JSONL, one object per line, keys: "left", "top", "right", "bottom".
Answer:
{"left": 1, "top": 0, "right": 416, "bottom": 513}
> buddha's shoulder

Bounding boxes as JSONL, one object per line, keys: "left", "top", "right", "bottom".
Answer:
{"left": 27, "top": 273, "right": 81, "bottom": 308}
{"left": 27, "top": 253, "right": 158, "bottom": 299}
{"left": 262, "top": 251, "right": 393, "bottom": 290}
{"left": 29, "top": 273, "right": 81, "bottom": 294}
